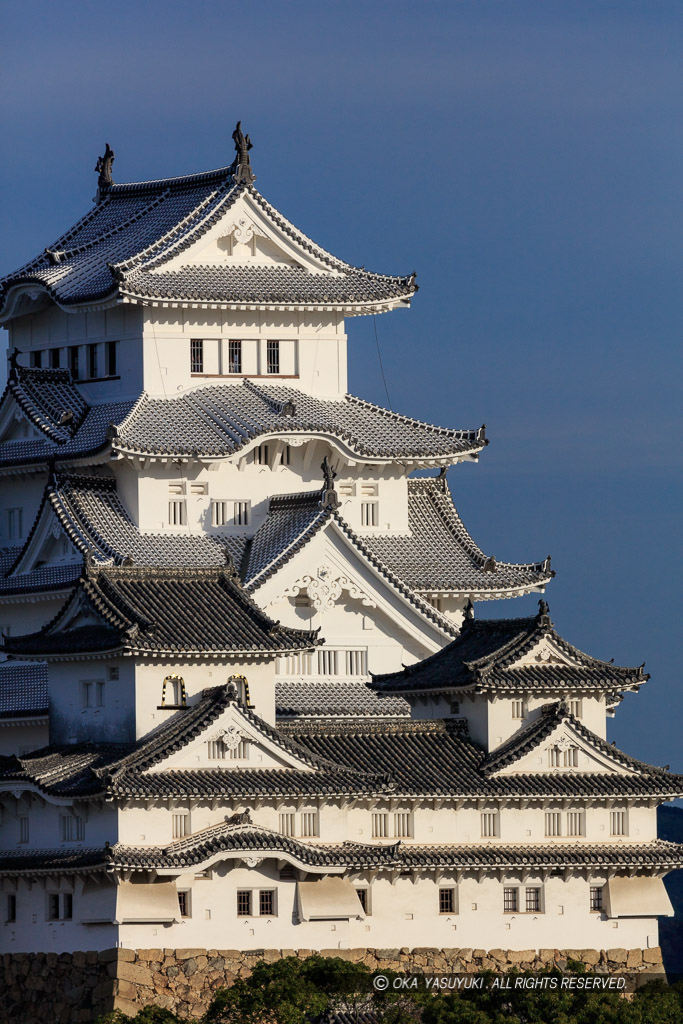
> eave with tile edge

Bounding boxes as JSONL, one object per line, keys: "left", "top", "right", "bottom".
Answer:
{"left": 0, "top": 164, "right": 417, "bottom": 323}
{"left": 2, "top": 562, "right": 320, "bottom": 661}
{"left": 370, "top": 601, "right": 646, "bottom": 709}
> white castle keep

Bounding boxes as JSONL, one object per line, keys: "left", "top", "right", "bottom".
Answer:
{"left": 0, "top": 125, "right": 679, "bottom": 957}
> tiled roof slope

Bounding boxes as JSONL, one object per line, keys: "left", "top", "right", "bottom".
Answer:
{"left": 1, "top": 836, "right": 681, "bottom": 877}
{"left": 0, "top": 168, "right": 416, "bottom": 316}
{"left": 276, "top": 680, "right": 410, "bottom": 720}
{"left": 366, "top": 476, "right": 553, "bottom": 596}
{"left": 111, "top": 381, "right": 486, "bottom": 462}
{"left": 3, "top": 564, "right": 318, "bottom": 658}
{"left": 0, "top": 663, "right": 48, "bottom": 719}
{"left": 371, "top": 602, "right": 647, "bottom": 697}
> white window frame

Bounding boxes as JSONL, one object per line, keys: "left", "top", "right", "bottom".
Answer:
{"left": 544, "top": 811, "right": 562, "bottom": 837}
{"left": 228, "top": 339, "right": 242, "bottom": 374}
{"left": 168, "top": 499, "right": 187, "bottom": 526}
{"left": 567, "top": 810, "right": 585, "bottom": 837}
{"left": 511, "top": 700, "right": 526, "bottom": 719}
{"left": 233, "top": 501, "right": 250, "bottom": 526}
{"left": 300, "top": 811, "right": 319, "bottom": 838}
{"left": 279, "top": 812, "right": 295, "bottom": 837}
{"left": 480, "top": 811, "right": 499, "bottom": 838}
{"left": 190, "top": 339, "right": 204, "bottom": 374}
{"left": 610, "top": 809, "right": 628, "bottom": 837}
{"left": 360, "top": 501, "right": 379, "bottom": 527}
{"left": 81, "top": 680, "right": 104, "bottom": 709}
{"left": 172, "top": 813, "right": 191, "bottom": 840}
{"left": 7, "top": 508, "right": 23, "bottom": 541}
{"left": 59, "top": 814, "right": 85, "bottom": 843}
{"left": 266, "top": 339, "right": 280, "bottom": 374}
{"left": 211, "top": 500, "right": 229, "bottom": 527}
{"left": 372, "top": 812, "right": 389, "bottom": 838}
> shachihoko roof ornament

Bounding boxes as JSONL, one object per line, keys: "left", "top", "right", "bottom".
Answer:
{"left": 229, "top": 121, "right": 255, "bottom": 184}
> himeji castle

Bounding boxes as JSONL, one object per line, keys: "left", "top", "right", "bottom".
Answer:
{"left": 0, "top": 125, "right": 680, "bottom": 1011}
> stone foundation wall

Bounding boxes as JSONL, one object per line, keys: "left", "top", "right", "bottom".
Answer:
{"left": 0, "top": 945, "right": 664, "bottom": 1024}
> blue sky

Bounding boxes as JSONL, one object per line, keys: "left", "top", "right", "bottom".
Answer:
{"left": 1, "top": 1, "right": 681, "bottom": 769}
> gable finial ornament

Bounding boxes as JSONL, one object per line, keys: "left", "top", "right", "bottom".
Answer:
{"left": 463, "top": 599, "right": 475, "bottom": 622}
{"left": 320, "top": 456, "right": 340, "bottom": 510}
{"left": 537, "top": 599, "right": 552, "bottom": 626}
{"left": 95, "top": 143, "right": 115, "bottom": 191}
{"left": 230, "top": 121, "right": 256, "bottom": 185}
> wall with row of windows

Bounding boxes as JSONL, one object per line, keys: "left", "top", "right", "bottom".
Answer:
{"left": 28, "top": 340, "right": 119, "bottom": 381}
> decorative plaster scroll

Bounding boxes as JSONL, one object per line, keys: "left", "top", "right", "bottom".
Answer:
{"left": 221, "top": 217, "right": 267, "bottom": 247}
{"left": 51, "top": 523, "right": 62, "bottom": 540}
{"left": 242, "top": 857, "right": 263, "bottom": 868}
{"left": 282, "top": 564, "right": 376, "bottom": 612}
{"left": 209, "top": 724, "right": 243, "bottom": 750}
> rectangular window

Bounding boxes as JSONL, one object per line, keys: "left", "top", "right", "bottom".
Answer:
{"left": 570, "top": 699, "right": 582, "bottom": 718}
{"left": 172, "top": 813, "right": 190, "bottom": 840}
{"left": 237, "top": 890, "right": 252, "bottom": 916}
{"left": 48, "top": 893, "right": 60, "bottom": 920}
{"left": 503, "top": 887, "right": 518, "bottom": 913}
{"left": 590, "top": 886, "right": 604, "bottom": 912}
{"left": 439, "top": 888, "right": 455, "bottom": 914}
{"left": 280, "top": 445, "right": 291, "bottom": 466}
{"left": 168, "top": 500, "right": 187, "bottom": 526}
{"left": 30, "top": 350, "right": 42, "bottom": 368}
{"left": 82, "top": 680, "right": 104, "bottom": 708}
{"left": 344, "top": 650, "right": 367, "bottom": 676}
{"left": 48, "top": 893, "right": 73, "bottom": 921}
{"left": 7, "top": 508, "right": 23, "bottom": 541}
{"left": 279, "top": 812, "right": 295, "bottom": 837}
{"left": 300, "top": 811, "right": 319, "bottom": 838}
{"left": 207, "top": 739, "right": 227, "bottom": 760}
{"left": 511, "top": 700, "right": 526, "bottom": 719}
{"left": 60, "top": 815, "right": 85, "bottom": 842}
{"left": 106, "top": 341, "right": 118, "bottom": 377}
{"left": 266, "top": 340, "right": 280, "bottom": 374}
{"left": 69, "top": 345, "right": 80, "bottom": 380}
{"left": 6, "top": 894, "right": 16, "bottom": 923}
{"left": 259, "top": 890, "right": 276, "bottom": 916}
{"left": 318, "top": 649, "right": 339, "bottom": 676}
{"left": 567, "top": 811, "right": 585, "bottom": 837}
{"left": 372, "top": 812, "right": 389, "bottom": 839}
{"left": 233, "top": 501, "right": 250, "bottom": 526}
{"left": 356, "top": 888, "right": 370, "bottom": 914}
{"left": 480, "top": 812, "right": 499, "bottom": 838}
{"left": 254, "top": 444, "right": 270, "bottom": 465}
{"left": 87, "top": 343, "right": 98, "bottom": 379}
{"left": 360, "top": 501, "right": 379, "bottom": 527}
{"left": 563, "top": 746, "right": 579, "bottom": 767}
{"left": 50, "top": 348, "right": 61, "bottom": 369}
{"left": 228, "top": 340, "right": 242, "bottom": 374}
{"left": 548, "top": 747, "right": 561, "bottom": 768}
{"left": 393, "top": 812, "right": 412, "bottom": 838}
{"left": 229, "top": 740, "right": 248, "bottom": 760}
{"left": 277, "top": 652, "right": 315, "bottom": 676}
{"left": 610, "top": 810, "right": 628, "bottom": 837}
{"left": 18, "top": 817, "right": 29, "bottom": 844}
{"left": 211, "top": 501, "right": 229, "bottom": 527}
{"left": 545, "top": 812, "right": 562, "bottom": 837}
{"left": 177, "top": 890, "right": 191, "bottom": 918}
{"left": 190, "top": 339, "right": 204, "bottom": 373}
{"left": 525, "top": 887, "right": 541, "bottom": 913}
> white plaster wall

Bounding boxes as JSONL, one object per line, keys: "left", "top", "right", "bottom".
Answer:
{"left": 0, "top": 476, "right": 46, "bottom": 549}
{"left": 0, "top": 722, "right": 48, "bottom": 756}
{"left": 488, "top": 695, "right": 607, "bottom": 749}
{"left": 0, "top": 600, "right": 66, "bottom": 643}
{"left": 0, "top": 875, "right": 117, "bottom": 954}
{"left": 48, "top": 657, "right": 135, "bottom": 745}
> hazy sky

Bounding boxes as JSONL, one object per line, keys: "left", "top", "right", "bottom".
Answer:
{"left": 1, "top": 1, "right": 681, "bottom": 769}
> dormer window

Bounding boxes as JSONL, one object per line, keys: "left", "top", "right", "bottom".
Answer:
{"left": 160, "top": 674, "right": 186, "bottom": 708}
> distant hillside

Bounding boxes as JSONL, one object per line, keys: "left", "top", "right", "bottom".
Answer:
{"left": 658, "top": 804, "right": 683, "bottom": 975}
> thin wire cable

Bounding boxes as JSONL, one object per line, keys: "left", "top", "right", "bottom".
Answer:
{"left": 372, "top": 314, "right": 392, "bottom": 410}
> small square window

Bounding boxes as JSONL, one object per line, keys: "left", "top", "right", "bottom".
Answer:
{"left": 480, "top": 812, "right": 499, "bottom": 837}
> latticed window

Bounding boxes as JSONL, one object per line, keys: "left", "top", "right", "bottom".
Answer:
{"left": 300, "top": 811, "right": 319, "bottom": 837}
{"left": 439, "top": 888, "right": 455, "bottom": 914}
{"left": 372, "top": 812, "right": 389, "bottom": 838}
{"left": 590, "top": 886, "right": 604, "bottom": 911}
{"left": 18, "top": 817, "right": 29, "bottom": 844}
{"left": 168, "top": 499, "right": 186, "bottom": 526}
{"left": 570, "top": 699, "right": 583, "bottom": 718}
{"left": 480, "top": 812, "right": 499, "bottom": 837}
{"left": 361, "top": 501, "right": 379, "bottom": 527}
{"left": 567, "top": 811, "right": 585, "bottom": 837}
{"left": 172, "top": 813, "right": 190, "bottom": 840}
{"left": 266, "top": 340, "right": 280, "bottom": 374}
{"left": 545, "top": 812, "right": 562, "bottom": 837}
{"left": 69, "top": 345, "right": 80, "bottom": 379}
{"left": 60, "top": 815, "right": 85, "bottom": 842}
{"left": 525, "top": 887, "right": 541, "bottom": 913}
{"left": 190, "top": 339, "right": 204, "bottom": 373}
{"left": 279, "top": 813, "right": 295, "bottom": 837}
{"left": 563, "top": 746, "right": 579, "bottom": 767}
{"left": 254, "top": 444, "right": 270, "bottom": 465}
{"left": 87, "top": 343, "right": 98, "bottom": 379}
{"left": 318, "top": 650, "right": 339, "bottom": 676}
{"left": 503, "top": 887, "right": 518, "bottom": 912}
{"left": 548, "top": 747, "right": 561, "bottom": 767}
{"left": 511, "top": 700, "right": 526, "bottom": 719}
{"left": 237, "top": 890, "right": 252, "bottom": 916}
{"left": 345, "top": 650, "right": 367, "bottom": 676}
{"left": 233, "top": 501, "right": 250, "bottom": 526}
{"left": 207, "top": 739, "right": 227, "bottom": 760}
{"left": 610, "top": 810, "right": 628, "bottom": 836}
{"left": 393, "top": 812, "right": 412, "bottom": 838}
{"left": 211, "top": 501, "right": 229, "bottom": 527}
{"left": 259, "top": 890, "right": 275, "bottom": 916}
{"left": 229, "top": 740, "right": 248, "bottom": 760}
{"left": 228, "top": 340, "right": 242, "bottom": 373}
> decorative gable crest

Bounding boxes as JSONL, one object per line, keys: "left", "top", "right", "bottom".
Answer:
{"left": 283, "top": 564, "right": 376, "bottom": 613}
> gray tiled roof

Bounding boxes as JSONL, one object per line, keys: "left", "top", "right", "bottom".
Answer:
{"left": 112, "top": 380, "right": 486, "bottom": 462}
{"left": 0, "top": 169, "right": 416, "bottom": 314}
{"left": 276, "top": 680, "right": 410, "bottom": 720}
{"left": 0, "top": 663, "right": 48, "bottom": 719}
{"left": 365, "top": 477, "right": 553, "bottom": 595}
{"left": 4, "top": 564, "right": 318, "bottom": 658}
{"left": 371, "top": 603, "right": 647, "bottom": 697}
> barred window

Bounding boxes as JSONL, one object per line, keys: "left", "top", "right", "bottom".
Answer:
{"left": 18, "top": 817, "right": 29, "bottom": 844}
{"left": 233, "top": 501, "right": 250, "bottom": 526}
{"left": 69, "top": 345, "right": 80, "bottom": 380}
{"left": 237, "top": 890, "right": 252, "bottom": 916}
{"left": 177, "top": 891, "right": 191, "bottom": 918}
{"left": 279, "top": 812, "right": 295, "bottom": 837}
{"left": 480, "top": 812, "right": 499, "bottom": 838}
{"left": 259, "top": 890, "right": 275, "bottom": 916}
{"left": 610, "top": 810, "right": 628, "bottom": 836}
{"left": 168, "top": 499, "right": 186, "bottom": 526}
{"left": 360, "top": 501, "right": 379, "bottom": 527}
{"left": 590, "top": 886, "right": 604, "bottom": 911}
{"left": 190, "top": 339, "right": 204, "bottom": 373}
{"left": 207, "top": 739, "right": 227, "bottom": 760}
{"left": 525, "top": 887, "right": 541, "bottom": 913}
{"left": 570, "top": 699, "right": 583, "bottom": 718}
{"left": 372, "top": 812, "right": 389, "bottom": 838}
{"left": 439, "top": 888, "right": 455, "bottom": 914}
{"left": 229, "top": 740, "right": 248, "bottom": 760}
{"left": 393, "top": 812, "right": 412, "bottom": 838}
{"left": 545, "top": 812, "right": 562, "bottom": 837}
{"left": 48, "top": 893, "right": 72, "bottom": 920}
{"left": 172, "top": 813, "right": 190, "bottom": 840}
{"left": 211, "top": 501, "right": 229, "bottom": 527}
{"left": 567, "top": 811, "right": 585, "bottom": 837}
{"left": 318, "top": 650, "right": 339, "bottom": 676}
{"left": 87, "top": 343, "right": 98, "bottom": 379}
{"left": 60, "top": 815, "right": 85, "bottom": 842}
{"left": 563, "top": 746, "right": 579, "bottom": 767}
{"left": 511, "top": 700, "right": 526, "bottom": 719}
{"left": 266, "top": 340, "right": 280, "bottom": 374}
{"left": 548, "top": 747, "right": 561, "bottom": 768}
{"left": 228, "top": 340, "right": 242, "bottom": 374}
{"left": 356, "top": 888, "right": 369, "bottom": 914}
{"left": 301, "top": 811, "right": 319, "bottom": 837}
{"left": 345, "top": 650, "right": 367, "bottom": 676}
{"left": 503, "top": 887, "right": 518, "bottom": 913}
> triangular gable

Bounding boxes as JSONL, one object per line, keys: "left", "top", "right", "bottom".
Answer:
{"left": 506, "top": 634, "right": 579, "bottom": 670}
{"left": 7, "top": 487, "right": 91, "bottom": 579}
{"left": 493, "top": 719, "right": 638, "bottom": 776}
{"left": 0, "top": 405, "right": 42, "bottom": 445}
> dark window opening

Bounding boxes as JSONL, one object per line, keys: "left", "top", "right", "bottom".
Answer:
{"left": 267, "top": 340, "right": 280, "bottom": 374}
{"left": 106, "top": 341, "right": 118, "bottom": 377}
{"left": 228, "top": 340, "right": 242, "bottom": 374}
